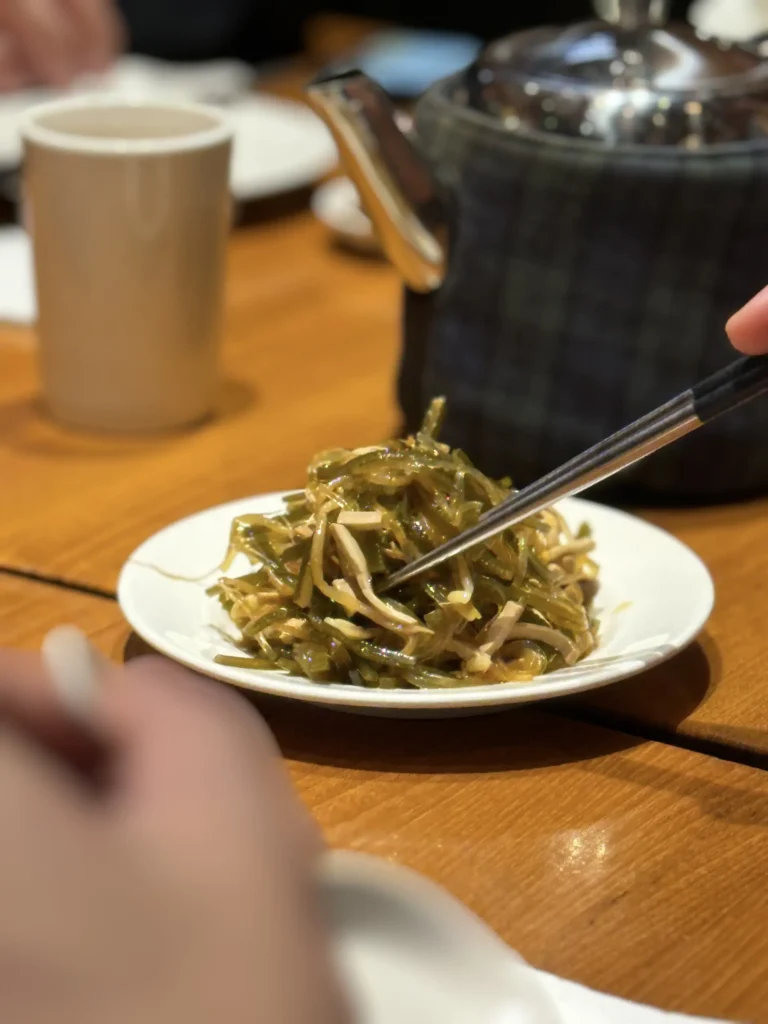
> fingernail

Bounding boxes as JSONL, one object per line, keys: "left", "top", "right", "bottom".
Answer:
{"left": 41, "top": 625, "right": 104, "bottom": 721}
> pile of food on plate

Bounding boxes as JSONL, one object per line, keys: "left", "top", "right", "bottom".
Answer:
{"left": 210, "top": 398, "right": 599, "bottom": 689}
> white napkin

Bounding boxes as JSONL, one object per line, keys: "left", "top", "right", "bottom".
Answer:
{"left": 537, "top": 970, "right": 729, "bottom": 1023}
{"left": 322, "top": 852, "right": 736, "bottom": 1024}
{"left": 0, "top": 226, "right": 35, "bottom": 324}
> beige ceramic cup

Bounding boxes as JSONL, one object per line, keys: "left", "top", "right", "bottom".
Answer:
{"left": 21, "top": 98, "right": 232, "bottom": 432}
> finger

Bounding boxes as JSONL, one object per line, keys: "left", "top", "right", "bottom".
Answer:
{"left": 726, "top": 285, "right": 768, "bottom": 355}
{"left": 4, "top": 0, "right": 82, "bottom": 86}
{"left": 0, "top": 725, "right": 94, "bottom": 868}
{"left": 0, "top": 648, "right": 112, "bottom": 779}
{"left": 101, "top": 660, "right": 344, "bottom": 1024}
{"left": 59, "top": 0, "right": 124, "bottom": 73}
{"left": 0, "top": 647, "right": 74, "bottom": 732}
{"left": 103, "top": 657, "right": 322, "bottom": 872}
{"left": 0, "top": 725, "right": 95, "bottom": 827}
{"left": 0, "top": 726, "right": 104, "bottom": 956}
{"left": 0, "top": 32, "right": 35, "bottom": 91}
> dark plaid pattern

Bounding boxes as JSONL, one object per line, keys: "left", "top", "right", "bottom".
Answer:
{"left": 397, "top": 77, "right": 768, "bottom": 498}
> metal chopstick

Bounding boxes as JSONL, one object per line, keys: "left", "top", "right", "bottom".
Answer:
{"left": 381, "top": 352, "right": 768, "bottom": 591}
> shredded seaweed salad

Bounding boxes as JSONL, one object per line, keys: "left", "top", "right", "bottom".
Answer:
{"left": 210, "top": 398, "right": 599, "bottom": 689}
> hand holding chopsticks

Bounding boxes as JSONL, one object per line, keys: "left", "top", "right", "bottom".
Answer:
{"left": 383, "top": 354, "right": 768, "bottom": 591}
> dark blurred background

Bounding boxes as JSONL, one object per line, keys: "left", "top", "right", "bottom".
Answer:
{"left": 117, "top": 1, "right": 695, "bottom": 65}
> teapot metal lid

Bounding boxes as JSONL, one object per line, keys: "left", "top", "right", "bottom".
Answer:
{"left": 456, "top": 0, "right": 768, "bottom": 147}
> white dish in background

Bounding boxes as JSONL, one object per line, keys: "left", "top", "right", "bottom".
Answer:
{"left": 117, "top": 490, "right": 714, "bottom": 717}
{"left": 311, "top": 177, "right": 380, "bottom": 254}
{"left": 227, "top": 93, "right": 336, "bottom": 201}
{"left": 0, "top": 56, "right": 254, "bottom": 167}
{"left": 0, "top": 57, "right": 337, "bottom": 201}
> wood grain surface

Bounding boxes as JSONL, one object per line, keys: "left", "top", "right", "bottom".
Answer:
{"left": 572, "top": 499, "right": 768, "bottom": 763}
{"left": 2, "top": 571, "right": 767, "bottom": 1022}
{"left": 1, "top": 203, "right": 767, "bottom": 758}
{"left": 0, "top": 214, "right": 400, "bottom": 587}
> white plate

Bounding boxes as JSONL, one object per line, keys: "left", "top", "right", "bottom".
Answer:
{"left": 117, "top": 491, "right": 714, "bottom": 716}
{"left": 0, "top": 60, "right": 337, "bottom": 201}
{"left": 0, "top": 56, "right": 254, "bottom": 167}
{"left": 311, "top": 177, "right": 380, "bottom": 254}
{"left": 227, "top": 93, "right": 336, "bottom": 201}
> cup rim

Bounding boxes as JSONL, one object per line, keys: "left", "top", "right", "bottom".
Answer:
{"left": 20, "top": 95, "right": 233, "bottom": 155}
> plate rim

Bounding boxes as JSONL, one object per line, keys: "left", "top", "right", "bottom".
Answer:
{"left": 117, "top": 491, "right": 715, "bottom": 710}
{"left": 227, "top": 92, "right": 337, "bottom": 200}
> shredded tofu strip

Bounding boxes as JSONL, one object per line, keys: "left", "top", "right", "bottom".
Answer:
{"left": 331, "top": 523, "right": 429, "bottom": 635}
{"left": 324, "top": 618, "right": 376, "bottom": 640}
{"left": 337, "top": 510, "right": 384, "bottom": 529}
{"left": 503, "top": 624, "right": 581, "bottom": 665}
{"left": 542, "top": 538, "right": 596, "bottom": 564}
{"left": 476, "top": 601, "right": 524, "bottom": 654}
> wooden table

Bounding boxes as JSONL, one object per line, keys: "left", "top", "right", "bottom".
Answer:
{"left": 572, "top": 498, "right": 768, "bottom": 766}
{"left": 3, "top": 571, "right": 768, "bottom": 1021}
{"left": 2, "top": 43, "right": 768, "bottom": 1019}
{"left": 3, "top": 206, "right": 768, "bottom": 767}
{"left": 0, "top": 215, "right": 401, "bottom": 591}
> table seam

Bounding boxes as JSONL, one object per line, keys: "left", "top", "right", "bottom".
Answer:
{"left": 3, "top": 567, "right": 766, "bottom": 773}
{"left": 0, "top": 565, "right": 116, "bottom": 601}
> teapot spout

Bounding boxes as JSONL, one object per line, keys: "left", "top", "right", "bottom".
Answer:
{"left": 306, "top": 70, "right": 447, "bottom": 292}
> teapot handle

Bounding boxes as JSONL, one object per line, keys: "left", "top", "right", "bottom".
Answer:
{"left": 593, "top": 0, "right": 671, "bottom": 29}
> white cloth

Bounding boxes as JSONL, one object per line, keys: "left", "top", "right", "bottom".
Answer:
{"left": 537, "top": 970, "right": 729, "bottom": 1023}
{"left": 0, "top": 226, "right": 35, "bottom": 324}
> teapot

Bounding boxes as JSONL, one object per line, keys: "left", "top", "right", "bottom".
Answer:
{"left": 308, "top": 1, "right": 768, "bottom": 499}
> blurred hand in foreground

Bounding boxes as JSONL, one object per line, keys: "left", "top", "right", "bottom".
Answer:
{"left": 0, "top": 649, "right": 349, "bottom": 1024}
{"left": 727, "top": 286, "right": 768, "bottom": 355}
{"left": 0, "top": 0, "right": 123, "bottom": 90}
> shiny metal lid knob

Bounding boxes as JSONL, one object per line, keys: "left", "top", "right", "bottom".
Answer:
{"left": 594, "top": 0, "right": 671, "bottom": 29}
